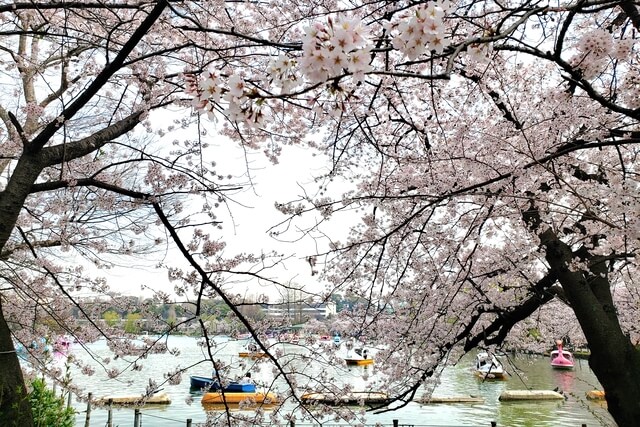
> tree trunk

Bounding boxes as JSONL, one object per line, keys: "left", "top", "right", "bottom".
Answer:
{"left": 542, "top": 230, "right": 640, "bottom": 427}
{"left": 0, "top": 299, "right": 34, "bottom": 426}
{"left": 0, "top": 156, "right": 44, "bottom": 427}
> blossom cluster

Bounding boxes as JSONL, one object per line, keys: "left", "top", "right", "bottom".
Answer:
{"left": 299, "top": 15, "right": 372, "bottom": 83}
{"left": 620, "top": 64, "right": 640, "bottom": 109}
{"left": 570, "top": 29, "right": 637, "bottom": 81}
{"left": 384, "top": 2, "right": 451, "bottom": 60}
{"left": 571, "top": 29, "right": 614, "bottom": 79}
{"left": 187, "top": 6, "right": 458, "bottom": 126}
{"left": 266, "top": 54, "right": 299, "bottom": 94}
{"left": 186, "top": 69, "right": 265, "bottom": 127}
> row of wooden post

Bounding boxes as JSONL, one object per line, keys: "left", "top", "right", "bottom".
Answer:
{"left": 78, "top": 394, "right": 589, "bottom": 427}
{"left": 81, "top": 392, "right": 194, "bottom": 427}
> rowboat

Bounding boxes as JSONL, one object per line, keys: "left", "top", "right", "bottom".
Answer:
{"left": 189, "top": 376, "right": 256, "bottom": 393}
{"left": 201, "top": 390, "right": 278, "bottom": 404}
{"left": 190, "top": 375, "right": 218, "bottom": 389}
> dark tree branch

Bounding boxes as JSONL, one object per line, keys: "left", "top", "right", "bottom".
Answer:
{"left": 26, "top": 0, "right": 168, "bottom": 153}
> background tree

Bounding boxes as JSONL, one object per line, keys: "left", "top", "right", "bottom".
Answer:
{"left": 124, "top": 313, "right": 143, "bottom": 334}
{"left": 102, "top": 311, "right": 120, "bottom": 328}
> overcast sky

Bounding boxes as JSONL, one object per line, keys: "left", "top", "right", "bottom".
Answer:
{"left": 96, "top": 112, "right": 348, "bottom": 302}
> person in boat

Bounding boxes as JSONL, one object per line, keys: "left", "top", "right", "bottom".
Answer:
{"left": 239, "top": 372, "right": 253, "bottom": 385}
{"left": 363, "top": 349, "right": 369, "bottom": 359}
{"left": 208, "top": 368, "right": 221, "bottom": 390}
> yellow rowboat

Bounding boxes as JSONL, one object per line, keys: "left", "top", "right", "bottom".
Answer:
{"left": 344, "top": 358, "right": 374, "bottom": 366}
{"left": 238, "top": 351, "right": 268, "bottom": 358}
{"left": 201, "top": 391, "right": 278, "bottom": 404}
{"left": 202, "top": 402, "right": 278, "bottom": 411}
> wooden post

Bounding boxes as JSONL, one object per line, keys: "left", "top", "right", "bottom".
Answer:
{"left": 186, "top": 419, "right": 192, "bottom": 427}
{"left": 67, "top": 391, "right": 72, "bottom": 409}
{"left": 134, "top": 409, "right": 141, "bottom": 427}
{"left": 84, "top": 392, "right": 92, "bottom": 427}
{"left": 491, "top": 422, "right": 497, "bottom": 427}
{"left": 393, "top": 420, "right": 399, "bottom": 427}
{"left": 107, "top": 398, "right": 113, "bottom": 427}
{"left": 289, "top": 421, "right": 295, "bottom": 427}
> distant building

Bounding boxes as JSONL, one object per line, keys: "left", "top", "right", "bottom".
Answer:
{"left": 261, "top": 301, "right": 336, "bottom": 322}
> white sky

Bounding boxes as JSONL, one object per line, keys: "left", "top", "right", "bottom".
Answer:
{"left": 96, "top": 111, "right": 349, "bottom": 302}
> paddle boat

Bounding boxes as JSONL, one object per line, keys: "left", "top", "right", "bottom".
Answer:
{"left": 235, "top": 332, "right": 252, "bottom": 341}
{"left": 344, "top": 357, "right": 374, "bottom": 366}
{"left": 333, "top": 334, "right": 341, "bottom": 346}
{"left": 53, "top": 336, "right": 72, "bottom": 359}
{"left": 474, "top": 352, "right": 507, "bottom": 380}
{"left": 15, "top": 337, "right": 53, "bottom": 360}
{"left": 344, "top": 348, "right": 374, "bottom": 366}
{"left": 550, "top": 341, "right": 574, "bottom": 369}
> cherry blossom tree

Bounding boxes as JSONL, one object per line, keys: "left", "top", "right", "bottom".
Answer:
{"left": 1, "top": 1, "right": 639, "bottom": 426}
{"left": 0, "top": 2, "right": 284, "bottom": 424}
{"left": 184, "top": 1, "right": 640, "bottom": 426}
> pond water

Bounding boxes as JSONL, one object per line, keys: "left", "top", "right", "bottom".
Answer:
{"left": 59, "top": 335, "right": 614, "bottom": 426}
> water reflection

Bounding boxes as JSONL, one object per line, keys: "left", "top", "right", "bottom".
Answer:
{"left": 66, "top": 337, "right": 614, "bottom": 426}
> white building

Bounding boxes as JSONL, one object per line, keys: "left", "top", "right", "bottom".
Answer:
{"left": 261, "top": 301, "right": 337, "bottom": 321}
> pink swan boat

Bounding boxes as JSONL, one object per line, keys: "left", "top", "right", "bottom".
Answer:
{"left": 550, "top": 341, "right": 574, "bottom": 369}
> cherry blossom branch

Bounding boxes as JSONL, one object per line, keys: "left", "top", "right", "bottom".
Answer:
{"left": 497, "top": 43, "right": 640, "bottom": 120}
{"left": 619, "top": 0, "right": 640, "bottom": 30}
{"left": 37, "top": 111, "right": 145, "bottom": 166}
{"left": 27, "top": 0, "right": 168, "bottom": 153}
{"left": 0, "top": 2, "right": 154, "bottom": 13}
{"left": 151, "top": 202, "right": 319, "bottom": 418}
{"left": 15, "top": 227, "right": 109, "bottom": 341}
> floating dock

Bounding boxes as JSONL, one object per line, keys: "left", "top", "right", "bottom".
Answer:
{"left": 499, "top": 390, "right": 565, "bottom": 401}
{"left": 97, "top": 392, "right": 171, "bottom": 406}
{"left": 418, "top": 395, "right": 485, "bottom": 404}
{"left": 238, "top": 351, "right": 268, "bottom": 358}
{"left": 301, "top": 391, "right": 390, "bottom": 405}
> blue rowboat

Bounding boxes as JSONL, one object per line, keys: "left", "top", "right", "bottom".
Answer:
{"left": 190, "top": 375, "right": 219, "bottom": 389}
{"left": 190, "top": 376, "right": 256, "bottom": 393}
